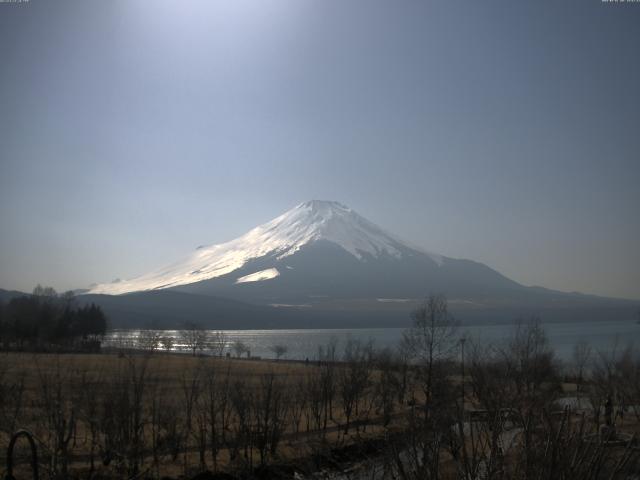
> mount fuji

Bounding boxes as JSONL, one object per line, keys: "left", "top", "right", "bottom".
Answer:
{"left": 81, "top": 201, "right": 635, "bottom": 328}
{"left": 88, "top": 200, "right": 514, "bottom": 298}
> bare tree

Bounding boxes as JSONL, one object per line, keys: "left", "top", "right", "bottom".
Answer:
{"left": 151, "top": 391, "right": 182, "bottom": 467}
{"left": 317, "top": 336, "right": 339, "bottom": 363}
{"left": 402, "top": 294, "right": 458, "bottom": 407}
{"left": 228, "top": 378, "right": 254, "bottom": 465}
{"left": 573, "top": 340, "right": 592, "bottom": 382}
{"left": 160, "top": 335, "right": 174, "bottom": 352}
{"left": 137, "top": 329, "right": 161, "bottom": 353}
{"left": 589, "top": 347, "right": 616, "bottom": 427}
{"left": 573, "top": 340, "right": 591, "bottom": 401}
{"left": 270, "top": 344, "right": 288, "bottom": 360}
{"left": 317, "top": 337, "right": 339, "bottom": 427}
{"left": 123, "top": 356, "right": 151, "bottom": 476}
{"left": 501, "top": 319, "right": 560, "bottom": 415}
{"left": 97, "top": 355, "right": 151, "bottom": 476}
{"left": 339, "top": 338, "right": 373, "bottom": 433}
{"left": 611, "top": 345, "right": 640, "bottom": 422}
{"left": 201, "top": 362, "right": 232, "bottom": 472}
{"left": 0, "top": 358, "right": 25, "bottom": 436}
{"left": 77, "top": 366, "right": 107, "bottom": 476}
{"left": 35, "top": 356, "right": 78, "bottom": 478}
{"left": 232, "top": 340, "right": 249, "bottom": 358}
{"left": 288, "top": 375, "right": 307, "bottom": 437}
{"left": 304, "top": 369, "right": 326, "bottom": 439}
{"left": 180, "top": 322, "right": 209, "bottom": 356}
{"left": 180, "top": 360, "right": 204, "bottom": 474}
{"left": 210, "top": 330, "right": 228, "bottom": 357}
{"left": 392, "top": 295, "right": 460, "bottom": 479}
{"left": 374, "top": 348, "right": 400, "bottom": 427}
{"left": 499, "top": 320, "right": 561, "bottom": 477}
{"left": 252, "top": 372, "right": 289, "bottom": 465}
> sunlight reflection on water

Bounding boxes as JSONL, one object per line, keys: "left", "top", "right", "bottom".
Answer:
{"left": 104, "top": 319, "right": 640, "bottom": 362}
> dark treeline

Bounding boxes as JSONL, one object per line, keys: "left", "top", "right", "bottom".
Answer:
{"left": 0, "top": 285, "right": 107, "bottom": 351}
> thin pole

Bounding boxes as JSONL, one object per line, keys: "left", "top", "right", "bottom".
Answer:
{"left": 460, "top": 337, "right": 466, "bottom": 411}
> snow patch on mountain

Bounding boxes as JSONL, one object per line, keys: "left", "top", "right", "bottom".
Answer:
{"left": 376, "top": 298, "right": 413, "bottom": 303}
{"left": 235, "top": 268, "right": 280, "bottom": 284}
{"left": 87, "top": 200, "right": 444, "bottom": 295}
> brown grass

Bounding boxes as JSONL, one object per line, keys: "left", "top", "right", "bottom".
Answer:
{"left": 0, "top": 351, "right": 395, "bottom": 478}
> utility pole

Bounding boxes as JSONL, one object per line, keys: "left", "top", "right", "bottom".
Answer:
{"left": 460, "top": 336, "right": 466, "bottom": 412}
{"left": 458, "top": 336, "right": 469, "bottom": 477}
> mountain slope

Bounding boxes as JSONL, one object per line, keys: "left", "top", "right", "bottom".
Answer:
{"left": 88, "top": 200, "right": 510, "bottom": 297}
{"left": 88, "top": 200, "right": 447, "bottom": 295}
{"left": 172, "top": 239, "right": 526, "bottom": 305}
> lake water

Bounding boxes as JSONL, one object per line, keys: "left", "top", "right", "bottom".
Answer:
{"left": 105, "top": 319, "right": 640, "bottom": 363}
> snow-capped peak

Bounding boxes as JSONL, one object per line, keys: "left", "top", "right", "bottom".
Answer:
{"left": 87, "top": 201, "right": 443, "bottom": 295}
{"left": 270, "top": 200, "right": 403, "bottom": 260}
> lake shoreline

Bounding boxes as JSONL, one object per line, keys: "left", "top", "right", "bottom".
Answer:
{"left": 104, "top": 318, "right": 640, "bottom": 362}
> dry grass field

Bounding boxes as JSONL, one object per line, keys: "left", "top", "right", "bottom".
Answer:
{"left": 0, "top": 351, "right": 401, "bottom": 479}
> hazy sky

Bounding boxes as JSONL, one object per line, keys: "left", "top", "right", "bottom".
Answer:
{"left": 1, "top": 0, "right": 639, "bottom": 299}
